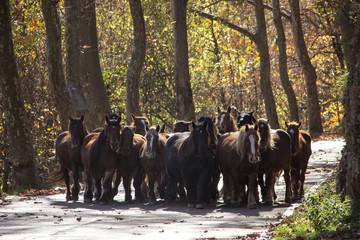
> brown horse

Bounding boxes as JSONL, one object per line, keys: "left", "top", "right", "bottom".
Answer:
{"left": 131, "top": 114, "right": 150, "bottom": 136}
{"left": 217, "top": 106, "right": 238, "bottom": 133}
{"left": 140, "top": 125, "right": 167, "bottom": 204}
{"left": 54, "top": 115, "right": 88, "bottom": 201}
{"left": 217, "top": 124, "right": 260, "bottom": 208}
{"left": 81, "top": 115, "right": 121, "bottom": 204}
{"left": 285, "top": 122, "right": 312, "bottom": 200}
{"left": 257, "top": 118, "right": 292, "bottom": 205}
{"left": 173, "top": 121, "right": 191, "bottom": 133}
{"left": 113, "top": 126, "right": 146, "bottom": 203}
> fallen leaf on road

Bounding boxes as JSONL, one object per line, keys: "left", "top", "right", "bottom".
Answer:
{"left": 76, "top": 217, "right": 82, "bottom": 222}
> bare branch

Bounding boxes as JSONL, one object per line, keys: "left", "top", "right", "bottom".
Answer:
{"left": 247, "top": 0, "right": 291, "bottom": 20}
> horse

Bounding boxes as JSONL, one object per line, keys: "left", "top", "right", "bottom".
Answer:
{"left": 237, "top": 111, "right": 256, "bottom": 128}
{"left": 217, "top": 124, "right": 261, "bottom": 208}
{"left": 131, "top": 114, "right": 150, "bottom": 136}
{"left": 113, "top": 126, "right": 146, "bottom": 203}
{"left": 165, "top": 121, "right": 213, "bottom": 209}
{"left": 54, "top": 115, "right": 88, "bottom": 201}
{"left": 256, "top": 118, "right": 292, "bottom": 205}
{"left": 173, "top": 120, "right": 191, "bottom": 132}
{"left": 198, "top": 116, "right": 219, "bottom": 201}
{"left": 140, "top": 125, "right": 167, "bottom": 204}
{"left": 92, "top": 113, "right": 121, "bottom": 133}
{"left": 81, "top": 115, "right": 121, "bottom": 204}
{"left": 217, "top": 106, "right": 238, "bottom": 133}
{"left": 230, "top": 106, "right": 238, "bottom": 120}
{"left": 285, "top": 121, "right": 312, "bottom": 200}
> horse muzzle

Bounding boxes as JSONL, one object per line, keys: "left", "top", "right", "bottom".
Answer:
{"left": 248, "top": 152, "right": 261, "bottom": 163}
{"left": 71, "top": 140, "right": 80, "bottom": 148}
{"left": 110, "top": 142, "right": 119, "bottom": 151}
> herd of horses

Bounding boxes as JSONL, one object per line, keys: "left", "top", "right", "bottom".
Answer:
{"left": 54, "top": 106, "right": 312, "bottom": 209}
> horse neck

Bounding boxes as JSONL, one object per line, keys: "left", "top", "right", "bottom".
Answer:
{"left": 179, "top": 134, "right": 195, "bottom": 158}
{"left": 228, "top": 118, "right": 237, "bottom": 132}
{"left": 233, "top": 131, "right": 245, "bottom": 160}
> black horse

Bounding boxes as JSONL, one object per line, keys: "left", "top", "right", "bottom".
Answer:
{"left": 165, "top": 121, "right": 213, "bottom": 209}
{"left": 237, "top": 111, "right": 256, "bottom": 128}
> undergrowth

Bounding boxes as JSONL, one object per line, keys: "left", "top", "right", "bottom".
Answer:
{"left": 271, "top": 174, "right": 360, "bottom": 239}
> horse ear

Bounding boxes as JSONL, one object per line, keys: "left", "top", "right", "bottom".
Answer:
{"left": 156, "top": 125, "right": 160, "bottom": 133}
{"left": 191, "top": 121, "right": 197, "bottom": 130}
{"left": 217, "top": 107, "right": 221, "bottom": 113}
{"left": 227, "top": 106, "right": 231, "bottom": 113}
{"left": 160, "top": 124, "right": 165, "bottom": 133}
{"left": 69, "top": 116, "right": 73, "bottom": 122}
{"left": 249, "top": 111, "right": 254, "bottom": 116}
{"left": 131, "top": 114, "right": 136, "bottom": 120}
{"left": 80, "top": 115, "right": 84, "bottom": 121}
{"left": 245, "top": 124, "right": 249, "bottom": 132}
{"left": 285, "top": 121, "right": 289, "bottom": 128}
{"left": 297, "top": 122, "right": 302, "bottom": 128}
{"left": 213, "top": 117, "right": 216, "bottom": 123}
{"left": 254, "top": 123, "right": 259, "bottom": 131}
{"left": 146, "top": 126, "right": 150, "bottom": 131}
{"left": 116, "top": 116, "right": 121, "bottom": 125}
{"left": 251, "top": 116, "right": 256, "bottom": 123}
{"left": 105, "top": 116, "right": 110, "bottom": 124}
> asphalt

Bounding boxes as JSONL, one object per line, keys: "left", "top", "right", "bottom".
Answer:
{"left": 0, "top": 138, "right": 344, "bottom": 240}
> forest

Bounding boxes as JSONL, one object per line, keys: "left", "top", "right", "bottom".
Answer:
{"left": 0, "top": 0, "right": 359, "bottom": 199}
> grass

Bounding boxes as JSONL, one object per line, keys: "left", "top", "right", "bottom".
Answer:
{"left": 271, "top": 174, "right": 360, "bottom": 239}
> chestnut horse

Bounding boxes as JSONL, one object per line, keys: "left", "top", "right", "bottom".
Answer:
{"left": 165, "top": 122, "right": 213, "bottom": 209}
{"left": 112, "top": 126, "right": 146, "bottom": 203}
{"left": 131, "top": 114, "right": 150, "bottom": 136}
{"left": 257, "top": 119, "right": 292, "bottom": 205}
{"left": 54, "top": 115, "right": 88, "bottom": 201}
{"left": 140, "top": 125, "right": 167, "bottom": 204}
{"left": 218, "top": 124, "right": 261, "bottom": 208}
{"left": 217, "top": 106, "right": 238, "bottom": 133}
{"left": 285, "top": 122, "right": 312, "bottom": 200}
{"left": 81, "top": 115, "right": 121, "bottom": 204}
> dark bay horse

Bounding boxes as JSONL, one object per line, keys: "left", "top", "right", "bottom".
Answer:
{"left": 285, "top": 122, "right": 312, "bottom": 200}
{"left": 165, "top": 121, "right": 213, "bottom": 209}
{"left": 173, "top": 120, "right": 191, "bottom": 133}
{"left": 237, "top": 111, "right": 256, "bottom": 128}
{"left": 217, "top": 124, "right": 261, "bottom": 208}
{"left": 54, "top": 115, "right": 88, "bottom": 201}
{"left": 217, "top": 106, "right": 238, "bottom": 133}
{"left": 113, "top": 126, "right": 146, "bottom": 203}
{"left": 140, "top": 125, "right": 167, "bottom": 204}
{"left": 257, "top": 119, "right": 292, "bottom": 204}
{"left": 131, "top": 114, "right": 150, "bottom": 136}
{"left": 81, "top": 115, "right": 121, "bottom": 204}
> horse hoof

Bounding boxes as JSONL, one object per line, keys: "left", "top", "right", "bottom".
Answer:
{"left": 247, "top": 203, "right": 257, "bottom": 209}
{"left": 66, "top": 196, "right": 73, "bottom": 201}
{"left": 99, "top": 201, "right": 108, "bottom": 205}
{"left": 84, "top": 198, "right": 92, "bottom": 203}
{"left": 196, "top": 203, "right": 203, "bottom": 209}
{"left": 187, "top": 203, "right": 195, "bottom": 208}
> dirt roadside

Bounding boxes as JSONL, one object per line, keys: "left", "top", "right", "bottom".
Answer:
{"left": 0, "top": 139, "right": 344, "bottom": 240}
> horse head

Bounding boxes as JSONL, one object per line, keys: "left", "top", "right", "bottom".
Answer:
{"left": 237, "top": 111, "right": 256, "bottom": 128}
{"left": 256, "top": 118, "right": 273, "bottom": 152}
{"left": 285, "top": 121, "right": 301, "bottom": 155}
{"left": 104, "top": 115, "right": 121, "bottom": 151}
{"left": 217, "top": 106, "right": 236, "bottom": 133}
{"left": 191, "top": 121, "right": 210, "bottom": 157}
{"left": 144, "top": 125, "right": 161, "bottom": 158}
{"left": 69, "top": 115, "right": 87, "bottom": 148}
{"left": 131, "top": 114, "right": 149, "bottom": 136}
{"left": 173, "top": 121, "right": 191, "bottom": 133}
{"left": 243, "top": 124, "right": 261, "bottom": 163}
{"left": 119, "top": 126, "right": 135, "bottom": 155}
{"left": 198, "top": 116, "right": 218, "bottom": 150}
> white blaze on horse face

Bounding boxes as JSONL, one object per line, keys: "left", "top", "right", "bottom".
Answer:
{"left": 289, "top": 129, "right": 295, "bottom": 136}
{"left": 219, "top": 114, "right": 225, "bottom": 127}
{"left": 249, "top": 134, "right": 257, "bottom": 162}
{"left": 149, "top": 135, "right": 154, "bottom": 151}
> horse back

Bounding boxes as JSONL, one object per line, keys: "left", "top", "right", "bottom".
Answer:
{"left": 55, "top": 131, "right": 71, "bottom": 169}
{"left": 300, "top": 131, "right": 312, "bottom": 161}
{"left": 271, "top": 129, "right": 291, "bottom": 171}
{"left": 165, "top": 133, "right": 189, "bottom": 179}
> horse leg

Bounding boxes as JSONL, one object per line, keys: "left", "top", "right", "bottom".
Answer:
{"left": 83, "top": 171, "right": 93, "bottom": 203}
{"left": 284, "top": 167, "right": 292, "bottom": 203}
{"left": 177, "top": 181, "right": 186, "bottom": 200}
{"left": 71, "top": 164, "right": 80, "bottom": 202}
{"left": 299, "top": 167, "right": 307, "bottom": 198}
{"left": 94, "top": 177, "right": 102, "bottom": 202}
{"left": 185, "top": 179, "right": 196, "bottom": 208}
{"left": 158, "top": 172, "right": 167, "bottom": 199}
{"left": 148, "top": 177, "right": 156, "bottom": 204}
{"left": 122, "top": 173, "right": 132, "bottom": 203}
{"left": 165, "top": 176, "right": 177, "bottom": 202}
{"left": 196, "top": 171, "right": 210, "bottom": 209}
{"left": 258, "top": 173, "right": 266, "bottom": 203}
{"left": 99, "top": 170, "right": 114, "bottom": 205}
{"left": 264, "top": 172, "right": 275, "bottom": 205}
{"left": 62, "top": 167, "right": 72, "bottom": 201}
{"left": 247, "top": 173, "right": 258, "bottom": 209}
{"left": 133, "top": 169, "right": 145, "bottom": 202}
{"left": 293, "top": 169, "right": 301, "bottom": 200}
{"left": 110, "top": 168, "right": 121, "bottom": 200}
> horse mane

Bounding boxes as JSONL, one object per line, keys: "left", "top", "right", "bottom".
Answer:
{"left": 231, "top": 126, "right": 247, "bottom": 160}
{"left": 178, "top": 132, "right": 195, "bottom": 159}
{"left": 257, "top": 118, "right": 275, "bottom": 150}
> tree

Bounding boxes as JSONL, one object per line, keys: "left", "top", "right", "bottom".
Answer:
{"left": 336, "top": 0, "right": 360, "bottom": 199}
{"left": 0, "top": 0, "right": 39, "bottom": 189}
{"left": 41, "top": 0, "right": 75, "bottom": 131}
{"left": 172, "top": 0, "right": 195, "bottom": 121}
{"left": 272, "top": 0, "right": 299, "bottom": 122}
{"left": 288, "top": 0, "right": 323, "bottom": 137}
{"left": 126, "top": 0, "right": 146, "bottom": 124}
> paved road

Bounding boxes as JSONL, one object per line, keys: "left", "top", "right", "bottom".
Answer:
{"left": 0, "top": 139, "right": 344, "bottom": 240}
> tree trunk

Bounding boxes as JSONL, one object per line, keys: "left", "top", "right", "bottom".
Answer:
{"left": 0, "top": 0, "right": 39, "bottom": 189}
{"left": 171, "top": 0, "right": 195, "bottom": 121}
{"left": 272, "top": 0, "right": 299, "bottom": 122}
{"left": 78, "top": 0, "right": 111, "bottom": 130}
{"left": 41, "top": 0, "right": 75, "bottom": 131}
{"left": 288, "top": 0, "right": 323, "bottom": 137}
{"left": 126, "top": 0, "right": 146, "bottom": 124}
{"left": 254, "top": 0, "right": 280, "bottom": 129}
{"left": 336, "top": 3, "right": 360, "bottom": 199}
